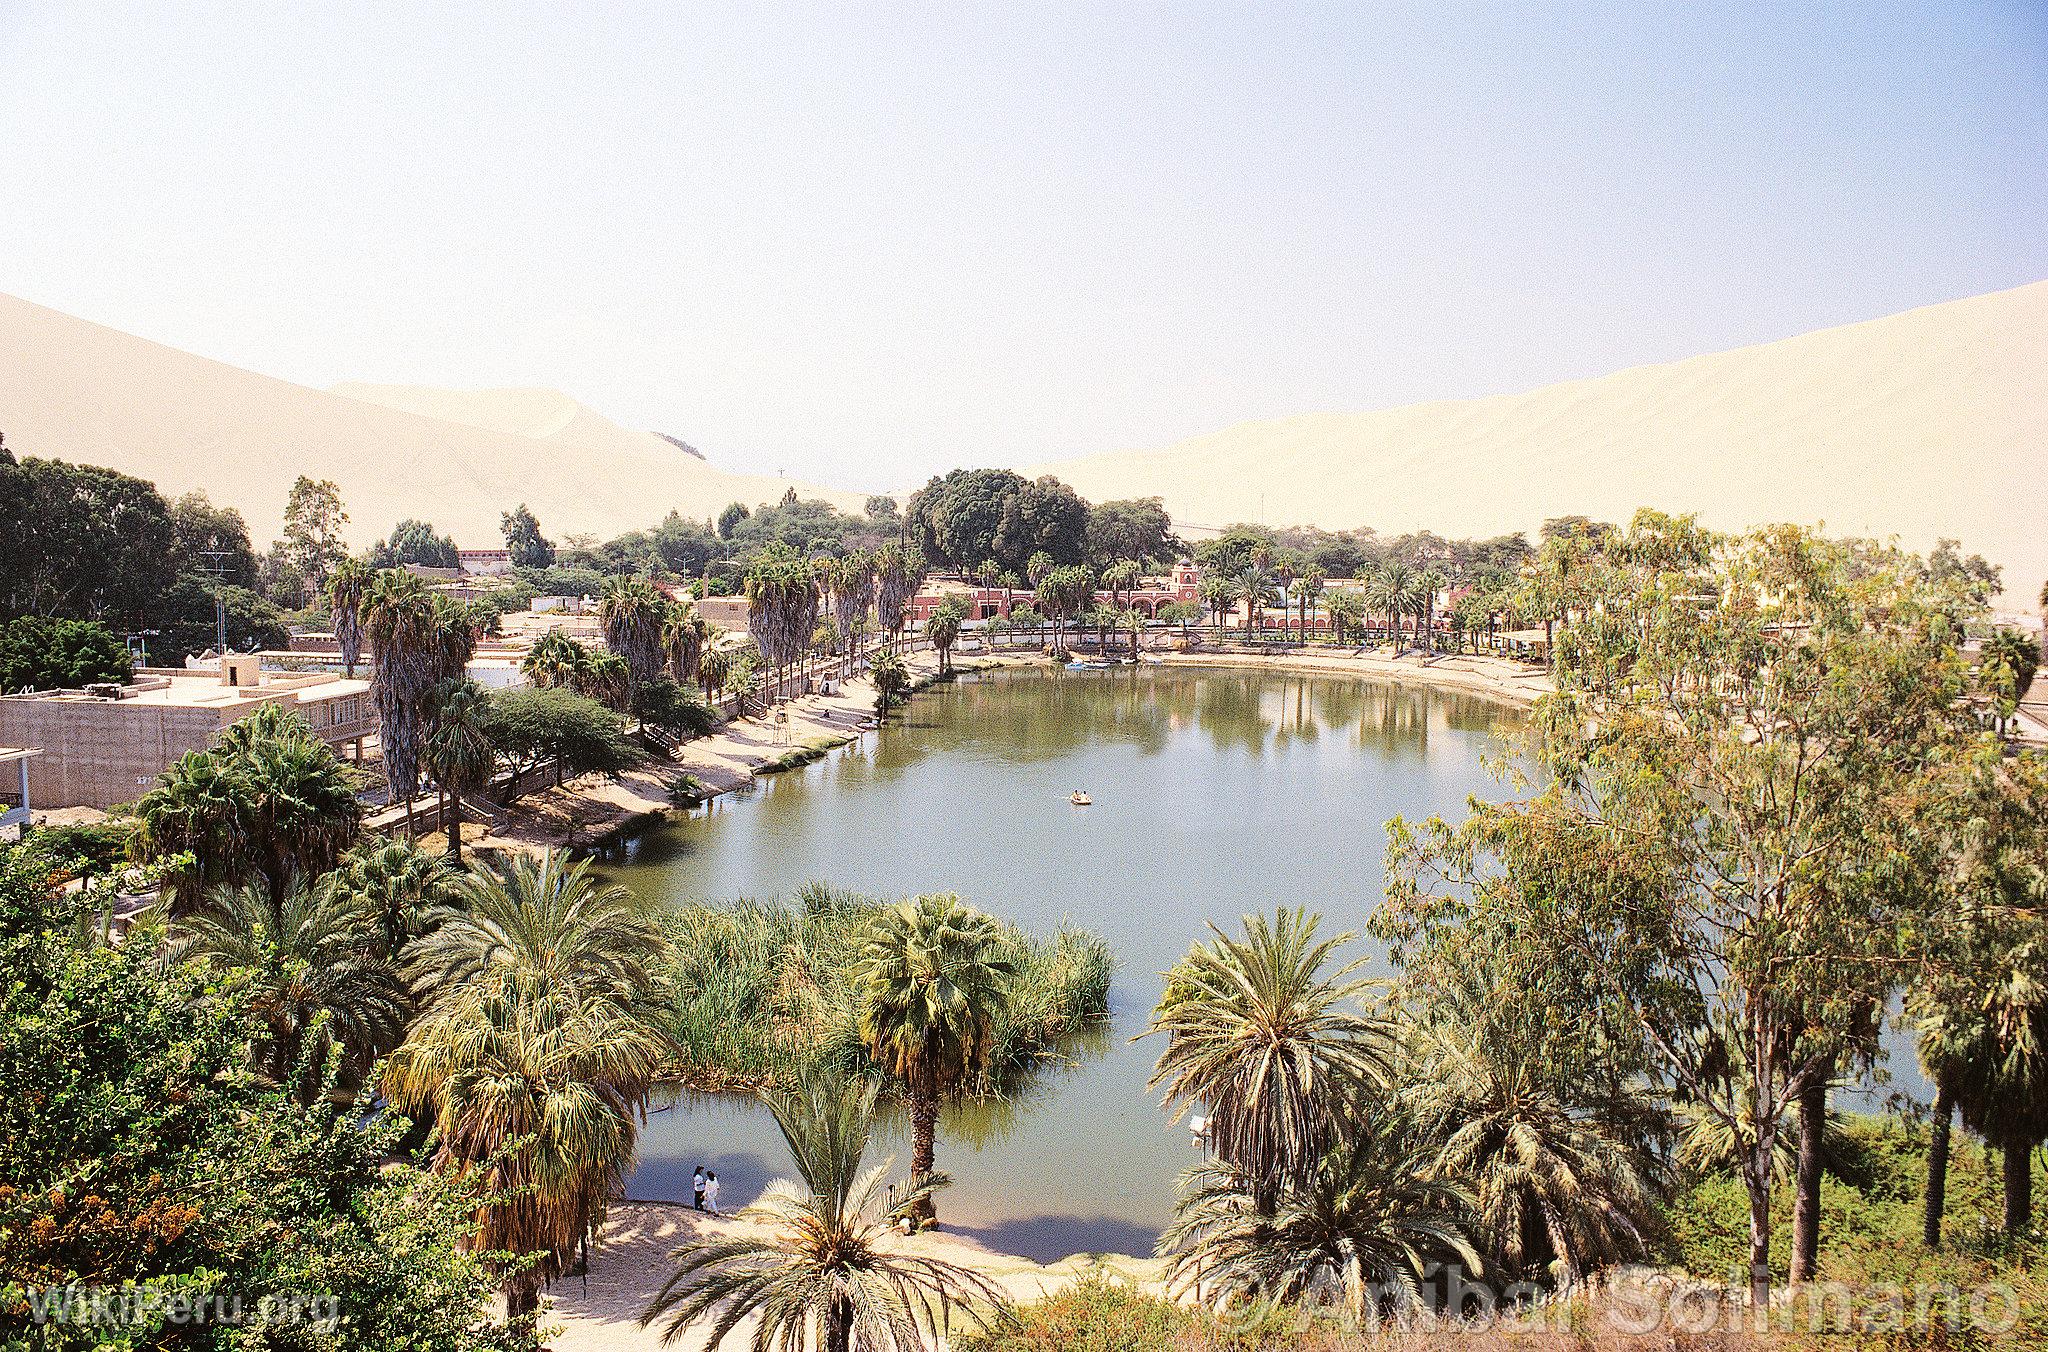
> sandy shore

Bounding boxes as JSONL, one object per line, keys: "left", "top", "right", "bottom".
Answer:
{"left": 1156, "top": 643, "right": 1552, "bottom": 707}
{"left": 544, "top": 1200, "right": 1160, "bottom": 1352}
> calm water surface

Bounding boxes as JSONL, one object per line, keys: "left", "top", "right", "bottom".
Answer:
{"left": 600, "top": 665, "right": 1520, "bottom": 1260}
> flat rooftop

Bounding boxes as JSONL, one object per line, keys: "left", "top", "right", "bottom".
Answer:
{"left": 5, "top": 671, "right": 370, "bottom": 709}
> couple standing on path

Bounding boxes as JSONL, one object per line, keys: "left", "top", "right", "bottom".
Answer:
{"left": 691, "top": 1166, "right": 721, "bottom": 1214}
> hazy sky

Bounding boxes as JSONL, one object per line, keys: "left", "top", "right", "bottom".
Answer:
{"left": 3, "top": 2, "right": 2043, "bottom": 489}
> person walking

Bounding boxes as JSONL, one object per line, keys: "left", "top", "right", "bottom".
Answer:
{"left": 704, "top": 1171, "right": 721, "bottom": 1215}
{"left": 691, "top": 1165, "right": 706, "bottom": 1212}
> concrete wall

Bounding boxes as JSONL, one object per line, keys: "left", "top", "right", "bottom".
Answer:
{"left": 0, "top": 697, "right": 230, "bottom": 810}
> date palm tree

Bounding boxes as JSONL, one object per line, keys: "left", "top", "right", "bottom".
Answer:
{"left": 869, "top": 649, "right": 909, "bottom": 717}
{"left": 386, "top": 851, "right": 673, "bottom": 1318}
{"left": 641, "top": 1073, "right": 1011, "bottom": 1350}
{"left": 1297, "top": 564, "right": 1326, "bottom": 640}
{"left": 1366, "top": 561, "right": 1419, "bottom": 653}
{"left": 362, "top": 568, "right": 474, "bottom": 815}
{"left": 422, "top": 677, "right": 494, "bottom": 865}
{"left": 853, "top": 893, "right": 1017, "bottom": 1228}
{"left": 171, "top": 875, "right": 405, "bottom": 1102}
{"left": 1143, "top": 909, "right": 1397, "bottom": 1212}
{"left": 926, "top": 602, "right": 964, "bottom": 675}
{"left": 662, "top": 600, "right": 707, "bottom": 686}
{"left": 1160, "top": 1106, "right": 1480, "bottom": 1321}
{"left": 1403, "top": 973, "right": 1662, "bottom": 1283}
{"left": 134, "top": 748, "right": 249, "bottom": 914}
{"left": 521, "top": 629, "right": 590, "bottom": 690}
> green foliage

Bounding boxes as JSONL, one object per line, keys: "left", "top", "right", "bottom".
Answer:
{"left": 0, "top": 857, "right": 524, "bottom": 1350}
{"left": 369, "top": 518, "right": 460, "bottom": 570}
{"left": 498, "top": 502, "right": 554, "bottom": 568}
{"left": 477, "top": 685, "right": 639, "bottom": 792}
{"left": 0, "top": 615, "right": 132, "bottom": 692}
{"left": 656, "top": 884, "right": 1112, "bottom": 1095}
{"left": 147, "top": 576, "right": 290, "bottom": 664}
{"left": 632, "top": 677, "right": 718, "bottom": 739}
{"left": 167, "top": 490, "right": 260, "bottom": 588}
{"left": 0, "top": 451, "right": 177, "bottom": 624}
{"left": 907, "top": 468, "right": 1088, "bottom": 573}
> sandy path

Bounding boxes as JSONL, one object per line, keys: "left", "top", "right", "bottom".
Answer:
{"left": 544, "top": 1200, "right": 1160, "bottom": 1351}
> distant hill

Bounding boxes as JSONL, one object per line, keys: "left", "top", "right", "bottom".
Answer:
{"left": 1026, "top": 281, "right": 2048, "bottom": 603}
{"left": 0, "top": 294, "right": 862, "bottom": 547}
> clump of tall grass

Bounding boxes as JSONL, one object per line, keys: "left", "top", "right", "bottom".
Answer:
{"left": 657, "top": 881, "right": 1113, "bottom": 1095}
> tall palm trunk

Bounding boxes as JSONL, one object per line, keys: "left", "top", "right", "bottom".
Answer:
{"left": 1923, "top": 1084, "right": 1953, "bottom": 1248}
{"left": 826, "top": 1293, "right": 854, "bottom": 1352}
{"left": 908, "top": 1090, "right": 940, "bottom": 1227}
{"left": 1791, "top": 1074, "right": 1827, "bottom": 1282}
{"left": 2003, "top": 1142, "right": 2033, "bottom": 1234}
{"left": 444, "top": 788, "right": 464, "bottom": 865}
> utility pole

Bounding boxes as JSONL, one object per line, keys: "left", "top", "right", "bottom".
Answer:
{"left": 198, "top": 550, "right": 232, "bottom": 657}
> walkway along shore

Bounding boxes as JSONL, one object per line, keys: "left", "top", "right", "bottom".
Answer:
{"left": 451, "top": 643, "right": 1550, "bottom": 863}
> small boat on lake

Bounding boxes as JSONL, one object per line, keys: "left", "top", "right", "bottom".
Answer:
{"left": 1070, "top": 790, "right": 1093, "bottom": 806}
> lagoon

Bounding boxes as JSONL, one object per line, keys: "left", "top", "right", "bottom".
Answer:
{"left": 601, "top": 664, "right": 1520, "bottom": 1260}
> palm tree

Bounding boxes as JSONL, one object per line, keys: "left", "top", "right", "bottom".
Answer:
{"left": 1414, "top": 567, "right": 1448, "bottom": 654}
{"left": 217, "top": 702, "right": 362, "bottom": 905}
{"left": 1297, "top": 564, "right": 1326, "bottom": 640}
{"left": 1142, "top": 909, "right": 1397, "bottom": 1211}
{"left": 1160, "top": 1108, "right": 1481, "bottom": 1321}
{"left": 1913, "top": 960, "right": 2048, "bottom": 1237}
{"left": 926, "top": 602, "right": 963, "bottom": 675}
{"left": 521, "top": 629, "right": 590, "bottom": 690}
{"left": 600, "top": 575, "right": 669, "bottom": 694}
{"left": 386, "top": 852, "right": 673, "bottom": 1317}
{"left": 853, "top": 894, "right": 1017, "bottom": 1227}
{"left": 325, "top": 556, "right": 371, "bottom": 678}
{"left": 332, "top": 836, "right": 454, "bottom": 961}
{"left": 1366, "top": 561, "right": 1419, "bottom": 652}
{"left": 869, "top": 650, "right": 910, "bottom": 717}
{"left": 134, "top": 749, "right": 248, "bottom": 914}
{"left": 1232, "top": 563, "right": 1278, "bottom": 639}
{"left": 171, "top": 876, "right": 405, "bottom": 1101}
{"left": 422, "top": 677, "right": 494, "bottom": 865}
{"left": 362, "top": 568, "right": 473, "bottom": 814}
{"left": 1403, "top": 978, "right": 1662, "bottom": 1283}
{"left": 641, "top": 1073, "right": 1011, "bottom": 1350}
{"left": 1198, "top": 574, "right": 1234, "bottom": 627}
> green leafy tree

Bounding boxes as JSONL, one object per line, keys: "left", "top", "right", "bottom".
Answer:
{"left": 500, "top": 502, "right": 555, "bottom": 568}
{"left": 371, "top": 517, "right": 462, "bottom": 569}
{"left": 479, "top": 685, "right": 640, "bottom": 793}
{"left": 0, "top": 615, "right": 132, "bottom": 692}
{"left": 641, "top": 1072, "right": 1010, "bottom": 1350}
{"left": 1379, "top": 515, "right": 1987, "bottom": 1303}
{"left": 0, "top": 453, "right": 177, "bottom": 622}
{"left": 854, "top": 894, "right": 1018, "bottom": 1227}
{"left": 167, "top": 489, "right": 260, "bottom": 586}
{"left": 1084, "top": 497, "right": 1178, "bottom": 569}
{"left": 906, "top": 468, "right": 1088, "bottom": 573}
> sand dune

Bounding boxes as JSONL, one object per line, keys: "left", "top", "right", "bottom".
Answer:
{"left": 0, "top": 294, "right": 862, "bottom": 548}
{"left": 1025, "top": 281, "right": 2048, "bottom": 602}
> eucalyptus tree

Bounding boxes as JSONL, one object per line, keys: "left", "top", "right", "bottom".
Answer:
{"left": 853, "top": 893, "right": 1017, "bottom": 1227}
{"left": 1143, "top": 909, "right": 1396, "bottom": 1213}
{"left": 873, "top": 543, "right": 926, "bottom": 649}
{"left": 386, "top": 852, "right": 673, "bottom": 1317}
{"left": 640, "top": 1073, "right": 1011, "bottom": 1350}
{"left": 1378, "top": 514, "right": 1988, "bottom": 1304}
{"left": 324, "top": 556, "right": 371, "bottom": 678}
{"left": 599, "top": 574, "right": 668, "bottom": 695}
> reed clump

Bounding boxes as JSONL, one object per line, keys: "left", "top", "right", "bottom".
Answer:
{"left": 657, "top": 881, "right": 1113, "bottom": 1094}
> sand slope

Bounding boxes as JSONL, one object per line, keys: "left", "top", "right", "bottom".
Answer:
{"left": 0, "top": 294, "right": 863, "bottom": 547}
{"left": 1026, "top": 281, "right": 2048, "bottom": 601}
